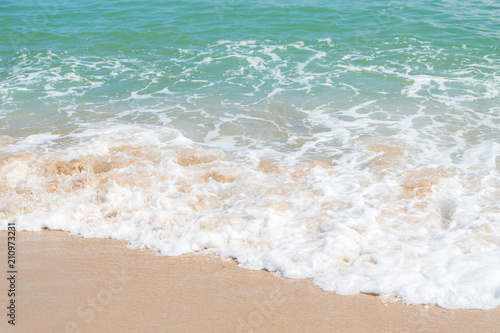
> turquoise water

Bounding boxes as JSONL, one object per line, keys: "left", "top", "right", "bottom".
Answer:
{"left": 1, "top": 0, "right": 499, "bottom": 142}
{"left": 1, "top": 1, "right": 500, "bottom": 309}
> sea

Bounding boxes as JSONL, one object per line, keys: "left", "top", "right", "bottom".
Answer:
{"left": 0, "top": 0, "right": 499, "bottom": 309}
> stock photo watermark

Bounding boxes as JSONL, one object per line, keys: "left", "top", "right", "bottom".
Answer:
{"left": 352, "top": 3, "right": 403, "bottom": 47}
{"left": 8, "top": 0, "right": 62, "bottom": 51}
{"left": 65, "top": 268, "right": 130, "bottom": 333}
{"left": 5, "top": 222, "right": 17, "bottom": 326}
{"left": 236, "top": 288, "right": 287, "bottom": 333}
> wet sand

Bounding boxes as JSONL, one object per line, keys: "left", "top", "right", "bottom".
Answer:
{"left": 1, "top": 230, "right": 499, "bottom": 333}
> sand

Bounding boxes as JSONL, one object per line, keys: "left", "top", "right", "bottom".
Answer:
{"left": 1, "top": 230, "right": 499, "bottom": 333}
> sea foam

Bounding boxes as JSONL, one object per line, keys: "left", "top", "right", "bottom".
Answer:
{"left": 1, "top": 123, "right": 498, "bottom": 309}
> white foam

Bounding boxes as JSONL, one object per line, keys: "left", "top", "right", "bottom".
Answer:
{"left": 0, "top": 123, "right": 498, "bottom": 309}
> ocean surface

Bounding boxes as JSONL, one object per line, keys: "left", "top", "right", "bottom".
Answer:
{"left": 1, "top": 0, "right": 499, "bottom": 309}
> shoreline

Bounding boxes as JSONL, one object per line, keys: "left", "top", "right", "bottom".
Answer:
{"left": 1, "top": 230, "right": 499, "bottom": 332}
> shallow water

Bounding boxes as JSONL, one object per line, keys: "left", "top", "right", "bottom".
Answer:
{"left": 0, "top": 0, "right": 499, "bottom": 309}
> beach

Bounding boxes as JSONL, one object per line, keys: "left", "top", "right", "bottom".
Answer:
{"left": 1, "top": 230, "right": 499, "bottom": 332}
{"left": 1, "top": 0, "right": 500, "bottom": 330}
